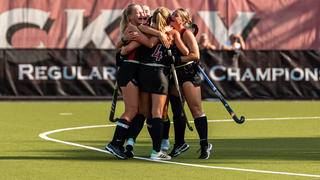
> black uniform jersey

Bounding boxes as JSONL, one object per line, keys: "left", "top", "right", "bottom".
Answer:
{"left": 118, "top": 45, "right": 148, "bottom": 61}
{"left": 140, "top": 42, "right": 169, "bottom": 65}
{"left": 171, "top": 27, "right": 201, "bottom": 87}
{"left": 173, "top": 27, "right": 188, "bottom": 66}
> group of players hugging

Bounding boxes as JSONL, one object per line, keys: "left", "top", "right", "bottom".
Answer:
{"left": 105, "top": 4, "right": 212, "bottom": 161}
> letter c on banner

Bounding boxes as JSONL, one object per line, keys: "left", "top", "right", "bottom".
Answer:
{"left": 210, "top": 65, "right": 226, "bottom": 81}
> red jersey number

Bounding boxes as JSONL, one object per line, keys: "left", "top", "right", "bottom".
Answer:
{"left": 151, "top": 44, "right": 163, "bottom": 62}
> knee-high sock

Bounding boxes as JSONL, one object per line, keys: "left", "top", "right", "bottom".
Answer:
{"left": 162, "top": 117, "right": 170, "bottom": 139}
{"left": 111, "top": 119, "right": 130, "bottom": 146}
{"left": 170, "top": 95, "right": 186, "bottom": 146}
{"left": 150, "top": 118, "right": 163, "bottom": 152}
{"left": 127, "top": 114, "right": 145, "bottom": 141}
{"left": 146, "top": 118, "right": 152, "bottom": 138}
{"left": 194, "top": 116, "right": 208, "bottom": 146}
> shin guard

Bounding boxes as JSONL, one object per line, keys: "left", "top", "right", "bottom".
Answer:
{"left": 194, "top": 116, "right": 208, "bottom": 146}
{"left": 111, "top": 119, "right": 130, "bottom": 146}
{"left": 162, "top": 117, "right": 170, "bottom": 139}
{"left": 150, "top": 118, "right": 163, "bottom": 152}
{"left": 127, "top": 114, "right": 145, "bottom": 141}
{"left": 170, "top": 95, "right": 186, "bottom": 145}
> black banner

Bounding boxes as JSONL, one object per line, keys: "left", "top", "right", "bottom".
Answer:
{"left": 1, "top": 50, "right": 320, "bottom": 100}
{"left": 200, "top": 50, "right": 320, "bottom": 99}
{"left": 0, "top": 50, "right": 117, "bottom": 99}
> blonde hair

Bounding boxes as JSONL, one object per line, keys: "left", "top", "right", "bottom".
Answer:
{"left": 177, "top": 8, "right": 192, "bottom": 26}
{"left": 120, "top": 4, "right": 139, "bottom": 36}
{"left": 142, "top": 5, "right": 151, "bottom": 16}
{"left": 151, "top": 7, "right": 171, "bottom": 31}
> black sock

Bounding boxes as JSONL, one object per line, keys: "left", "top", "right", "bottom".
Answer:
{"left": 150, "top": 118, "right": 163, "bottom": 152}
{"left": 127, "top": 114, "right": 145, "bottom": 141}
{"left": 170, "top": 95, "right": 186, "bottom": 146}
{"left": 194, "top": 116, "right": 208, "bottom": 146}
{"left": 162, "top": 117, "right": 170, "bottom": 139}
{"left": 146, "top": 118, "right": 152, "bottom": 138}
{"left": 111, "top": 119, "right": 130, "bottom": 146}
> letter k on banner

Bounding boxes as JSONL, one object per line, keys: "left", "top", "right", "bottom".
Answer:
{"left": 198, "top": 11, "right": 256, "bottom": 48}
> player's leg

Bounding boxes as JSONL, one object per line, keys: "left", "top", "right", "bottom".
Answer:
{"left": 161, "top": 96, "right": 171, "bottom": 151}
{"left": 105, "top": 81, "right": 139, "bottom": 159}
{"left": 125, "top": 92, "right": 151, "bottom": 157}
{"left": 167, "top": 85, "right": 189, "bottom": 157}
{"left": 182, "top": 82, "right": 212, "bottom": 159}
{"left": 120, "top": 82, "right": 139, "bottom": 122}
{"left": 150, "top": 94, "right": 171, "bottom": 160}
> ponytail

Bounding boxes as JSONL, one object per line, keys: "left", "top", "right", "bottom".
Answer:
{"left": 152, "top": 7, "right": 170, "bottom": 31}
{"left": 119, "top": 4, "right": 139, "bottom": 37}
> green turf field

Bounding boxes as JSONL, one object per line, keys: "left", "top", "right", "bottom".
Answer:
{"left": 0, "top": 101, "right": 320, "bottom": 180}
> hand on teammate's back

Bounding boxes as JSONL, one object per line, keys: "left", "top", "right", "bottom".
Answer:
{"left": 159, "top": 32, "right": 170, "bottom": 49}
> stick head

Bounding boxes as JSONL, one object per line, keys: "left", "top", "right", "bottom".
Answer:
{"left": 233, "top": 115, "right": 245, "bottom": 124}
{"left": 190, "top": 24, "right": 199, "bottom": 37}
{"left": 109, "top": 118, "right": 118, "bottom": 123}
{"left": 238, "top": 116, "right": 245, "bottom": 124}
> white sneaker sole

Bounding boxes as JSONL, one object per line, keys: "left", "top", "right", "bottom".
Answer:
{"left": 204, "top": 143, "right": 213, "bottom": 159}
{"left": 150, "top": 156, "right": 171, "bottom": 161}
{"left": 171, "top": 143, "right": 190, "bottom": 157}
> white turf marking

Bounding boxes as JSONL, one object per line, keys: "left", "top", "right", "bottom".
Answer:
{"left": 59, "top": 113, "right": 73, "bottom": 116}
{"left": 39, "top": 116, "right": 320, "bottom": 178}
{"left": 207, "top": 116, "right": 320, "bottom": 123}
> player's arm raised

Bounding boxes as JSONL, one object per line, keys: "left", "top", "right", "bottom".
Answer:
{"left": 121, "top": 36, "right": 159, "bottom": 55}
{"left": 181, "top": 30, "right": 200, "bottom": 62}
{"left": 138, "top": 24, "right": 170, "bottom": 49}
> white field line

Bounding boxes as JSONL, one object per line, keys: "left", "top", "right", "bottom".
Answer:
{"left": 206, "top": 116, "right": 320, "bottom": 123}
{"left": 39, "top": 116, "right": 320, "bottom": 178}
{"left": 59, "top": 113, "right": 73, "bottom": 116}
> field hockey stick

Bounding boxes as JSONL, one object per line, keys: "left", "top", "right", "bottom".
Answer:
{"left": 190, "top": 24, "right": 199, "bottom": 37}
{"left": 168, "top": 50, "right": 193, "bottom": 131}
{"left": 197, "top": 65, "right": 245, "bottom": 124}
{"left": 109, "top": 71, "right": 119, "bottom": 123}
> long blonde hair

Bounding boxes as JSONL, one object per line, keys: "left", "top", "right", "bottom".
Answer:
{"left": 120, "top": 4, "right": 139, "bottom": 36}
{"left": 177, "top": 8, "right": 192, "bottom": 26}
{"left": 151, "top": 7, "right": 171, "bottom": 31}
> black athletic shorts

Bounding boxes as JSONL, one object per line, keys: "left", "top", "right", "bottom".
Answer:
{"left": 138, "top": 65, "right": 170, "bottom": 95}
{"left": 116, "top": 61, "right": 139, "bottom": 87}
{"left": 174, "top": 62, "right": 201, "bottom": 87}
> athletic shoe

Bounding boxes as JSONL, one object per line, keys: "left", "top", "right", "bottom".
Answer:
{"left": 124, "top": 150, "right": 134, "bottom": 158}
{"left": 168, "top": 143, "right": 189, "bottom": 157}
{"left": 105, "top": 143, "right": 128, "bottom": 160}
{"left": 124, "top": 138, "right": 135, "bottom": 158}
{"left": 161, "top": 139, "right": 170, "bottom": 151}
{"left": 150, "top": 150, "right": 171, "bottom": 160}
{"left": 198, "top": 143, "right": 213, "bottom": 159}
{"left": 126, "top": 138, "right": 135, "bottom": 151}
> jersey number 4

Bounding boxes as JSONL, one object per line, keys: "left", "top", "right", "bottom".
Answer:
{"left": 151, "top": 44, "right": 163, "bottom": 62}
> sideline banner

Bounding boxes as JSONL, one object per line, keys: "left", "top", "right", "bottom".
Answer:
{"left": 1, "top": 50, "right": 320, "bottom": 99}
{"left": 1, "top": 50, "right": 117, "bottom": 97}
{"left": 199, "top": 50, "right": 320, "bottom": 99}
{"left": 1, "top": 0, "right": 320, "bottom": 99}
{"left": 0, "top": 0, "right": 319, "bottom": 49}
